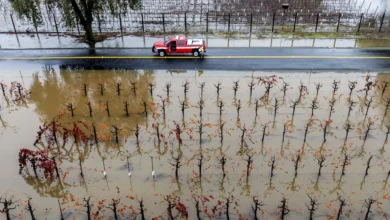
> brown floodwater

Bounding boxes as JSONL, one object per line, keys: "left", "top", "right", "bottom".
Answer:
{"left": 0, "top": 68, "right": 390, "bottom": 219}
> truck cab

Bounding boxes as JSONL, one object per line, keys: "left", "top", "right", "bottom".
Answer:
{"left": 152, "top": 35, "right": 206, "bottom": 57}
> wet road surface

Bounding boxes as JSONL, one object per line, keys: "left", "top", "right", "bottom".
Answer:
{"left": 0, "top": 48, "right": 390, "bottom": 70}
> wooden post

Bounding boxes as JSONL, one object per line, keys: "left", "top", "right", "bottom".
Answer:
{"left": 10, "top": 13, "right": 17, "bottom": 34}
{"left": 119, "top": 12, "right": 123, "bottom": 34}
{"left": 162, "top": 13, "right": 165, "bottom": 34}
{"left": 53, "top": 13, "right": 59, "bottom": 35}
{"left": 97, "top": 13, "right": 102, "bottom": 33}
{"left": 249, "top": 13, "right": 253, "bottom": 33}
{"left": 76, "top": 17, "right": 80, "bottom": 35}
{"left": 228, "top": 13, "right": 231, "bottom": 32}
{"left": 272, "top": 12, "right": 276, "bottom": 33}
{"left": 357, "top": 13, "right": 363, "bottom": 32}
{"left": 185, "top": 12, "right": 187, "bottom": 32}
{"left": 379, "top": 12, "right": 386, "bottom": 33}
{"left": 315, "top": 13, "right": 319, "bottom": 32}
{"left": 336, "top": 13, "right": 341, "bottom": 32}
{"left": 293, "top": 12, "right": 298, "bottom": 32}
{"left": 206, "top": 12, "right": 209, "bottom": 33}
{"left": 141, "top": 13, "right": 145, "bottom": 33}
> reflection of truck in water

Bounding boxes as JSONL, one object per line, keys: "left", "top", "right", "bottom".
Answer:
{"left": 152, "top": 35, "right": 207, "bottom": 57}
{"left": 166, "top": 70, "right": 188, "bottom": 75}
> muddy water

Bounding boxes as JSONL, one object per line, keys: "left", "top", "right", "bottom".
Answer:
{"left": 0, "top": 68, "right": 390, "bottom": 219}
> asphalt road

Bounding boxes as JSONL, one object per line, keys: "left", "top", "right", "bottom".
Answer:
{"left": 0, "top": 48, "right": 390, "bottom": 70}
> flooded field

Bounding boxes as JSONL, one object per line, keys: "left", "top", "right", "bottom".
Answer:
{"left": 1, "top": 68, "right": 390, "bottom": 219}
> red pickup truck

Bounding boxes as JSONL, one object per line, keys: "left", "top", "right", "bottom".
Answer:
{"left": 152, "top": 35, "right": 207, "bottom": 57}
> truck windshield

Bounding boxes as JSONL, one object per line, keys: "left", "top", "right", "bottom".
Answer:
{"left": 164, "top": 40, "right": 170, "bottom": 46}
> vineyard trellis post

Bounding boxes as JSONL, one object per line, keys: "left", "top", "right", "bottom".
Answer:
{"left": 9, "top": 13, "right": 18, "bottom": 36}
{"left": 162, "top": 13, "right": 165, "bottom": 34}
{"left": 357, "top": 13, "right": 363, "bottom": 33}
{"left": 379, "top": 11, "right": 386, "bottom": 33}
{"left": 97, "top": 13, "right": 102, "bottom": 33}
{"left": 185, "top": 12, "right": 187, "bottom": 32}
{"left": 141, "top": 13, "right": 145, "bottom": 33}
{"left": 315, "top": 13, "right": 319, "bottom": 32}
{"left": 249, "top": 13, "right": 253, "bottom": 34}
{"left": 228, "top": 13, "right": 231, "bottom": 33}
{"left": 272, "top": 12, "right": 276, "bottom": 33}
{"left": 293, "top": 12, "right": 298, "bottom": 32}
{"left": 337, "top": 13, "right": 341, "bottom": 32}
{"left": 206, "top": 12, "right": 209, "bottom": 33}
{"left": 53, "top": 13, "right": 59, "bottom": 35}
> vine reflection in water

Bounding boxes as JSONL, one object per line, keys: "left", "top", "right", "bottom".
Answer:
{"left": 0, "top": 68, "right": 390, "bottom": 219}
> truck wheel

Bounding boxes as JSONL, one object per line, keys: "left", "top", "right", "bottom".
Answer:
{"left": 158, "top": 50, "right": 166, "bottom": 57}
{"left": 193, "top": 50, "right": 199, "bottom": 57}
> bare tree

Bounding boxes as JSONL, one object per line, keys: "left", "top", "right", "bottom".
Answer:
{"left": 294, "top": 154, "right": 301, "bottom": 177}
{"left": 111, "top": 125, "right": 122, "bottom": 144}
{"left": 332, "top": 79, "right": 340, "bottom": 97}
{"left": 138, "top": 199, "right": 146, "bottom": 220}
{"left": 364, "top": 197, "right": 375, "bottom": 220}
{"left": 147, "top": 82, "right": 155, "bottom": 99}
{"left": 364, "top": 155, "right": 373, "bottom": 177}
{"left": 309, "top": 98, "right": 318, "bottom": 118}
{"left": 282, "top": 81, "right": 289, "bottom": 98}
{"left": 105, "top": 101, "right": 110, "bottom": 117}
{"left": 383, "top": 98, "right": 390, "bottom": 119}
{"left": 170, "top": 155, "right": 182, "bottom": 179}
{"left": 251, "top": 196, "right": 264, "bottom": 220}
{"left": 336, "top": 197, "right": 346, "bottom": 220}
{"left": 346, "top": 100, "right": 356, "bottom": 120}
{"left": 291, "top": 99, "right": 299, "bottom": 120}
{"left": 348, "top": 81, "right": 357, "bottom": 100}
{"left": 116, "top": 83, "right": 122, "bottom": 96}
{"left": 248, "top": 78, "right": 255, "bottom": 100}
{"left": 254, "top": 99, "right": 260, "bottom": 118}
{"left": 26, "top": 197, "right": 36, "bottom": 220}
{"left": 83, "top": 197, "right": 93, "bottom": 220}
{"left": 236, "top": 99, "right": 241, "bottom": 117}
{"left": 278, "top": 197, "right": 290, "bottom": 220}
{"left": 183, "top": 80, "right": 190, "bottom": 100}
{"left": 317, "top": 155, "right": 326, "bottom": 177}
{"left": 164, "top": 196, "right": 175, "bottom": 220}
{"left": 164, "top": 82, "right": 172, "bottom": 98}
{"left": 82, "top": 83, "right": 88, "bottom": 96}
{"left": 218, "top": 100, "right": 225, "bottom": 119}
{"left": 306, "top": 196, "right": 318, "bottom": 220}
{"left": 315, "top": 83, "right": 322, "bottom": 97}
{"left": 67, "top": 103, "right": 76, "bottom": 117}
{"left": 98, "top": 83, "right": 105, "bottom": 96}
{"left": 198, "top": 153, "right": 204, "bottom": 179}
{"left": 269, "top": 156, "right": 276, "bottom": 177}
{"left": 87, "top": 102, "right": 93, "bottom": 117}
{"left": 198, "top": 82, "right": 206, "bottom": 100}
{"left": 341, "top": 153, "right": 350, "bottom": 176}
{"left": 245, "top": 153, "right": 254, "bottom": 177}
{"left": 123, "top": 101, "right": 129, "bottom": 117}
{"left": 363, "top": 97, "right": 373, "bottom": 121}
{"left": 272, "top": 98, "right": 280, "bottom": 121}
{"left": 233, "top": 80, "right": 239, "bottom": 99}
{"left": 106, "top": 199, "right": 120, "bottom": 220}
{"left": 130, "top": 81, "right": 137, "bottom": 96}
{"left": 328, "top": 98, "right": 336, "bottom": 119}
{"left": 380, "top": 81, "right": 390, "bottom": 98}
{"left": 219, "top": 156, "right": 227, "bottom": 177}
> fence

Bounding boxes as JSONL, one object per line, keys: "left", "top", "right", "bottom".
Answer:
{"left": 0, "top": 11, "right": 389, "bottom": 35}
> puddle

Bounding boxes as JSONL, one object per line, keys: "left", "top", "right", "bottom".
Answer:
{"left": 0, "top": 66, "right": 390, "bottom": 218}
{"left": 357, "top": 39, "right": 390, "bottom": 48}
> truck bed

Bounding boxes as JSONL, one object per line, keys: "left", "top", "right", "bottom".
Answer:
{"left": 187, "top": 39, "right": 205, "bottom": 45}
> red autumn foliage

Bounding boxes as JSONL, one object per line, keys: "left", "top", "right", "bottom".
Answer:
{"left": 18, "top": 148, "right": 55, "bottom": 179}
